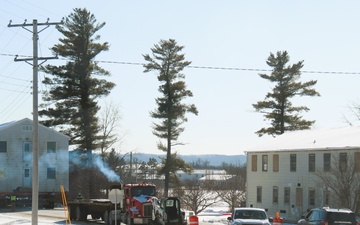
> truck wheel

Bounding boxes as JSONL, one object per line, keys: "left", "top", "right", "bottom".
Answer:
{"left": 103, "top": 211, "right": 109, "bottom": 225}
{"left": 76, "top": 206, "right": 87, "bottom": 221}
{"left": 127, "top": 214, "right": 133, "bottom": 225}
{"left": 68, "top": 205, "right": 76, "bottom": 220}
{"left": 109, "top": 215, "right": 114, "bottom": 225}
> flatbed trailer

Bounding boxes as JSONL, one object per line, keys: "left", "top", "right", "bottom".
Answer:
{"left": 68, "top": 198, "right": 116, "bottom": 221}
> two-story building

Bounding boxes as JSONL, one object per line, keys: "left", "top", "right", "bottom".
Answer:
{"left": 245, "top": 126, "right": 360, "bottom": 222}
{"left": 0, "top": 118, "right": 69, "bottom": 193}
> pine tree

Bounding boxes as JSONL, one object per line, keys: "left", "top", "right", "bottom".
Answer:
{"left": 39, "top": 8, "right": 115, "bottom": 153}
{"left": 253, "top": 51, "right": 320, "bottom": 137}
{"left": 143, "top": 39, "right": 198, "bottom": 197}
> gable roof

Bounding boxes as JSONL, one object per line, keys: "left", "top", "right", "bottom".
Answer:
{"left": 246, "top": 126, "right": 360, "bottom": 152}
{"left": 0, "top": 118, "right": 69, "bottom": 139}
{"left": 0, "top": 120, "right": 17, "bottom": 130}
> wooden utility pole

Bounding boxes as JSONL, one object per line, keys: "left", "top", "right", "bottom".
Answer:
{"left": 8, "top": 19, "right": 62, "bottom": 225}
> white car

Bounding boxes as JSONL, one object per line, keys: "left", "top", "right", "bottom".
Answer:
{"left": 227, "top": 207, "right": 271, "bottom": 225}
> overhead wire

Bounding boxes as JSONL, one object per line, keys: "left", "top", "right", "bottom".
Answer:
{"left": 0, "top": 81, "right": 31, "bottom": 122}
{"left": 94, "top": 59, "right": 360, "bottom": 75}
{"left": 2, "top": 53, "right": 360, "bottom": 76}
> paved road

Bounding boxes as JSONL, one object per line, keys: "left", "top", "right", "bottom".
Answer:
{"left": 0, "top": 207, "right": 106, "bottom": 224}
{"left": 0, "top": 207, "right": 239, "bottom": 225}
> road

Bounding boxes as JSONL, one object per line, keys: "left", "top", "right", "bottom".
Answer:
{"left": 0, "top": 207, "right": 236, "bottom": 225}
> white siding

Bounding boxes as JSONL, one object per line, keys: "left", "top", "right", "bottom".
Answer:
{"left": 0, "top": 118, "right": 69, "bottom": 193}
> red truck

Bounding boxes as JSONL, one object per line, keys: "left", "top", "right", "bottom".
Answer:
{"left": 68, "top": 182, "right": 186, "bottom": 225}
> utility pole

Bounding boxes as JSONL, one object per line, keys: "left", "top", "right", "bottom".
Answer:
{"left": 8, "top": 19, "right": 62, "bottom": 225}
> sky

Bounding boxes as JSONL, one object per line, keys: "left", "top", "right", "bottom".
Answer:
{"left": 1, "top": 1, "right": 360, "bottom": 156}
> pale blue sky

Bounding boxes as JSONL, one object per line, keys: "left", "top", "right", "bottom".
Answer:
{"left": 1, "top": 1, "right": 359, "bottom": 155}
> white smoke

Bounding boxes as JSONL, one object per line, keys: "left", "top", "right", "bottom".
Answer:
{"left": 93, "top": 155, "right": 121, "bottom": 182}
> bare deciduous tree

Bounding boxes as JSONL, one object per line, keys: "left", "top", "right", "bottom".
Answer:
{"left": 343, "top": 100, "right": 360, "bottom": 126}
{"left": 174, "top": 179, "right": 218, "bottom": 215}
{"left": 315, "top": 152, "right": 360, "bottom": 213}
{"left": 211, "top": 175, "right": 246, "bottom": 212}
{"left": 98, "top": 101, "right": 123, "bottom": 155}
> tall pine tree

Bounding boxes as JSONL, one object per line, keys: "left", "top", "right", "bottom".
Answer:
{"left": 40, "top": 8, "right": 115, "bottom": 153}
{"left": 253, "top": 51, "right": 320, "bottom": 137}
{"left": 143, "top": 39, "right": 198, "bottom": 197}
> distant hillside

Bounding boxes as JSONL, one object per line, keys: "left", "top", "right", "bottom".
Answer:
{"left": 125, "top": 153, "right": 246, "bottom": 167}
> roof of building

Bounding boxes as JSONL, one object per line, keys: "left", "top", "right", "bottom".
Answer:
{"left": 176, "top": 169, "right": 227, "bottom": 175}
{"left": 199, "top": 174, "right": 233, "bottom": 181}
{"left": 246, "top": 126, "right": 360, "bottom": 152}
{"left": 0, "top": 118, "right": 69, "bottom": 139}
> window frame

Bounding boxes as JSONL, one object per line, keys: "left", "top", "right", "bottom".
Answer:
{"left": 47, "top": 167, "right": 56, "bottom": 179}
{"left": 284, "top": 187, "right": 290, "bottom": 204}
{"left": 290, "top": 154, "right": 297, "bottom": 172}
{"left": 262, "top": 155, "right": 268, "bottom": 172}
{"left": 308, "top": 189, "right": 315, "bottom": 206}
{"left": 251, "top": 155, "right": 257, "bottom": 172}
{"left": 47, "top": 141, "right": 56, "bottom": 153}
{"left": 273, "top": 154, "right": 279, "bottom": 172}
{"left": 273, "top": 186, "right": 279, "bottom": 204}
{"left": 0, "top": 141, "right": 7, "bottom": 153}
{"left": 323, "top": 153, "right": 331, "bottom": 172}
{"left": 256, "top": 186, "right": 262, "bottom": 203}
{"left": 309, "top": 153, "right": 315, "bottom": 172}
{"left": 339, "top": 152, "right": 347, "bottom": 172}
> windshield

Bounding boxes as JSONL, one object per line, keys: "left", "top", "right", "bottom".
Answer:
{"left": 328, "top": 212, "right": 356, "bottom": 223}
{"left": 131, "top": 187, "right": 156, "bottom": 197}
{"left": 234, "top": 210, "right": 267, "bottom": 220}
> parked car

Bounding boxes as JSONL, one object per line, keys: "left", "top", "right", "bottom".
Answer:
{"left": 297, "top": 207, "right": 358, "bottom": 225}
{"left": 227, "top": 207, "right": 271, "bottom": 225}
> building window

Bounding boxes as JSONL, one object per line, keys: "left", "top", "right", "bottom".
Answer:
{"left": 21, "top": 125, "right": 33, "bottom": 131}
{"left": 47, "top": 142, "right": 56, "bottom": 153}
{"left": 324, "top": 188, "right": 330, "bottom": 205}
{"left": 252, "top": 155, "right": 257, "bottom": 172}
{"left": 339, "top": 153, "right": 347, "bottom": 172}
{"left": 0, "top": 141, "right": 7, "bottom": 153}
{"left": 290, "top": 154, "right": 296, "bottom": 172}
{"left": 308, "top": 189, "right": 315, "bottom": 206}
{"left": 284, "top": 187, "right": 290, "bottom": 204}
{"left": 24, "top": 169, "right": 30, "bottom": 177}
{"left": 47, "top": 167, "right": 56, "bottom": 179}
{"left": 273, "top": 186, "right": 279, "bottom": 204}
{"left": 309, "top": 154, "right": 315, "bottom": 172}
{"left": 273, "top": 154, "right": 279, "bottom": 172}
{"left": 262, "top": 155, "right": 268, "bottom": 172}
{"left": 256, "top": 186, "right": 262, "bottom": 203}
{"left": 0, "top": 168, "right": 6, "bottom": 178}
{"left": 324, "top": 153, "right": 331, "bottom": 172}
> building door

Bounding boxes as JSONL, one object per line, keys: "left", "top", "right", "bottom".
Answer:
{"left": 23, "top": 168, "right": 31, "bottom": 187}
{"left": 23, "top": 142, "right": 32, "bottom": 187}
{"left": 296, "top": 187, "right": 303, "bottom": 212}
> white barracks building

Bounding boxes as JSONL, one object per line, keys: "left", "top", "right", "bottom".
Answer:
{"left": 245, "top": 126, "right": 360, "bottom": 222}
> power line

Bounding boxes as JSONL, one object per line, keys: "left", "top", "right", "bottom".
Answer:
{"left": 1, "top": 53, "right": 360, "bottom": 75}
{"left": 94, "top": 59, "right": 360, "bottom": 75}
